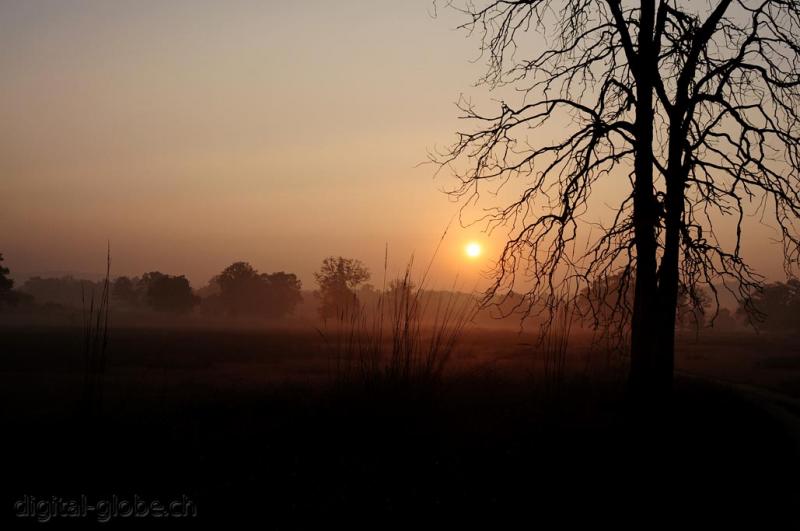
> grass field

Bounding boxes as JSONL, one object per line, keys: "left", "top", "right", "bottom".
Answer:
{"left": 2, "top": 323, "right": 800, "bottom": 526}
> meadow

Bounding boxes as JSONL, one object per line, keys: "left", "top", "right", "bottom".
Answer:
{"left": 2, "top": 322, "right": 799, "bottom": 526}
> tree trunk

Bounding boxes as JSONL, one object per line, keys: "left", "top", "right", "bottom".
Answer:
{"left": 654, "top": 174, "right": 683, "bottom": 397}
{"left": 628, "top": 0, "right": 660, "bottom": 399}
{"left": 654, "top": 106, "right": 689, "bottom": 396}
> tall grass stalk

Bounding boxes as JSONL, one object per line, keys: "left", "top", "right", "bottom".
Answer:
{"left": 81, "top": 246, "right": 111, "bottom": 421}
{"left": 541, "top": 299, "right": 575, "bottom": 393}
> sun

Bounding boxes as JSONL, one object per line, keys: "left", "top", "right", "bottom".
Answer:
{"left": 465, "top": 242, "right": 482, "bottom": 258}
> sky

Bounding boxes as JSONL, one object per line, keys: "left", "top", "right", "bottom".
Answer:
{"left": 0, "top": 0, "right": 790, "bottom": 290}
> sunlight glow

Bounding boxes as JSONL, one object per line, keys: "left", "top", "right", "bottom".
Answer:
{"left": 465, "top": 242, "right": 482, "bottom": 258}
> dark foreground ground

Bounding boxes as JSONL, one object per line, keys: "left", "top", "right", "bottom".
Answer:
{"left": 2, "top": 325, "right": 800, "bottom": 527}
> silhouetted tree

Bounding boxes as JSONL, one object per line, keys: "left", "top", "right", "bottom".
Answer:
{"left": 385, "top": 278, "right": 417, "bottom": 316}
{"left": 141, "top": 272, "right": 198, "bottom": 314}
{"left": 356, "top": 283, "right": 378, "bottom": 306}
{"left": 264, "top": 271, "right": 303, "bottom": 318}
{"left": 387, "top": 278, "right": 416, "bottom": 298}
{"left": 738, "top": 279, "right": 800, "bottom": 333}
{"left": 576, "top": 274, "right": 633, "bottom": 341}
{"left": 209, "top": 262, "right": 302, "bottom": 318}
{"left": 0, "top": 254, "right": 12, "bottom": 293}
{"left": 711, "top": 307, "right": 739, "bottom": 331}
{"left": 111, "top": 276, "right": 140, "bottom": 306}
{"left": 314, "top": 257, "right": 370, "bottom": 319}
{"left": 211, "top": 262, "right": 260, "bottom": 315}
{"left": 676, "top": 287, "right": 711, "bottom": 332}
{"left": 437, "top": 1, "right": 800, "bottom": 398}
{"left": 0, "top": 253, "right": 14, "bottom": 306}
{"left": 20, "top": 276, "right": 102, "bottom": 308}
{"left": 577, "top": 272, "right": 709, "bottom": 336}
{"left": 0, "top": 254, "right": 30, "bottom": 308}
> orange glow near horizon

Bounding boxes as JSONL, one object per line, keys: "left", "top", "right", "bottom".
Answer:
{"left": 0, "top": 1, "right": 789, "bottom": 288}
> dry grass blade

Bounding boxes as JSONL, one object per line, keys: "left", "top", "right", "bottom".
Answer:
{"left": 81, "top": 245, "right": 111, "bottom": 422}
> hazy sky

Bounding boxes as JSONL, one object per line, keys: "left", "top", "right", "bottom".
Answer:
{"left": 0, "top": 0, "right": 789, "bottom": 289}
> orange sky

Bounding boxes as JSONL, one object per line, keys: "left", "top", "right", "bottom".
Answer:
{"left": 0, "top": 1, "right": 789, "bottom": 290}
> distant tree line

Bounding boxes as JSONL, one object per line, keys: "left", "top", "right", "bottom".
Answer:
{"left": 3, "top": 251, "right": 798, "bottom": 334}
{"left": 576, "top": 273, "right": 718, "bottom": 334}
{"left": 110, "top": 264, "right": 304, "bottom": 318}
{"left": 574, "top": 272, "right": 800, "bottom": 334}
{"left": 738, "top": 279, "right": 800, "bottom": 333}
{"left": 0, "top": 255, "right": 304, "bottom": 320}
{"left": 2, "top": 254, "right": 377, "bottom": 323}
{"left": 112, "top": 272, "right": 199, "bottom": 313}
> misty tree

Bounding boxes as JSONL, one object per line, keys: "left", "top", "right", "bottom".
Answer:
{"left": 435, "top": 1, "right": 800, "bottom": 398}
{"left": 577, "top": 272, "right": 709, "bottom": 340}
{"left": 111, "top": 276, "right": 140, "bottom": 306}
{"left": 314, "top": 257, "right": 370, "bottom": 319}
{"left": 20, "top": 276, "right": 99, "bottom": 308}
{"left": 141, "top": 272, "right": 199, "bottom": 314}
{"left": 738, "top": 278, "right": 800, "bottom": 332}
{"left": 0, "top": 253, "right": 18, "bottom": 308}
{"left": 0, "top": 254, "right": 34, "bottom": 309}
{"left": 387, "top": 278, "right": 416, "bottom": 302}
{"left": 0, "top": 254, "right": 13, "bottom": 295}
{"left": 209, "top": 262, "right": 302, "bottom": 318}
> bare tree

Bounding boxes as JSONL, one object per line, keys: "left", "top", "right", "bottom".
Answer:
{"left": 314, "top": 256, "right": 371, "bottom": 320}
{"left": 434, "top": 0, "right": 800, "bottom": 398}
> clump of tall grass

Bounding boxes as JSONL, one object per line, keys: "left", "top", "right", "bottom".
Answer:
{"left": 320, "top": 257, "right": 476, "bottom": 396}
{"left": 538, "top": 292, "right": 631, "bottom": 397}
{"left": 541, "top": 300, "right": 574, "bottom": 393}
{"left": 80, "top": 247, "right": 111, "bottom": 422}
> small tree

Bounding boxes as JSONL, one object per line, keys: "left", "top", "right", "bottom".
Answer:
{"left": 0, "top": 254, "right": 12, "bottom": 293}
{"left": 111, "top": 276, "right": 140, "bottom": 306}
{"left": 210, "top": 262, "right": 302, "bottom": 318}
{"left": 263, "top": 271, "right": 303, "bottom": 318}
{"left": 141, "top": 272, "right": 198, "bottom": 314}
{"left": 212, "top": 262, "right": 262, "bottom": 315}
{"left": 0, "top": 254, "right": 28, "bottom": 308}
{"left": 21, "top": 276, "right": 94, "bottom": 307}
{"left": 314, "top": 257, "right": 370, "bottom": 319}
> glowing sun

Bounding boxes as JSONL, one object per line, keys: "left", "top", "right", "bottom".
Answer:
{"left": 465, "top": 242, "right": 482, "bottom": 258}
